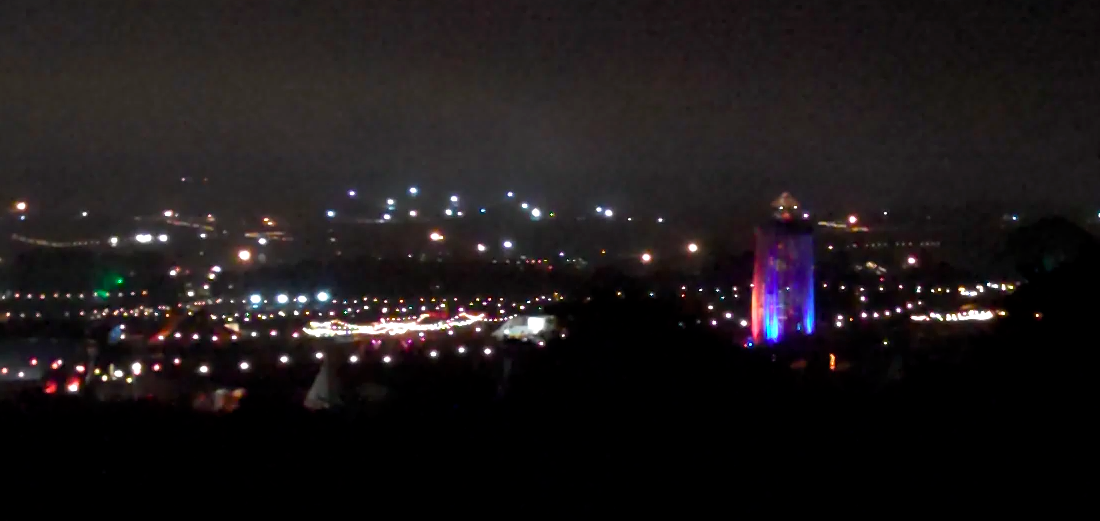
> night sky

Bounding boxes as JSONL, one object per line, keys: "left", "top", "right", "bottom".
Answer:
{"left": 1, "top": 0, "right": 1097, "bottom": 217}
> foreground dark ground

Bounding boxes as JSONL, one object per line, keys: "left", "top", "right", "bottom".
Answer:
{"left": 3, "top": 287, "right": 1094, "bottom": 487}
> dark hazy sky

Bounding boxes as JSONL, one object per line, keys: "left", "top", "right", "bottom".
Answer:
{"left": 1, "top": 0, "right": 1097, "bottom": 216}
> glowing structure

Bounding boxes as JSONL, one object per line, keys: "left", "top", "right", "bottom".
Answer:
{"left": 302, "top": 312, "right": 485, "bottom": 338}
{"left": 751, "top": 193, "right": 815, "bottom": 345}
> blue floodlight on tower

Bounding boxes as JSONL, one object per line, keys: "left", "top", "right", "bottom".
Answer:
{"left": 750, "top": 193, "right": 815, "bottom": 345}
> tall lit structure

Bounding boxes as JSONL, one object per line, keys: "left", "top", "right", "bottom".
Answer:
{"left": 751, "top": 193, "right": 815, "bottom": 345}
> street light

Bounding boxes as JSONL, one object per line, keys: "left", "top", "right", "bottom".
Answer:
{"left": 641, "top": 252, "right": 652, "bottom": 263}
{"left": 687, "top": 243, "right": 699, "bottom": 253}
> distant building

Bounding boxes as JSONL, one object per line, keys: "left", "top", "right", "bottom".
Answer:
{"left": 751, "top": 194, "right": 815, "bottom": 345}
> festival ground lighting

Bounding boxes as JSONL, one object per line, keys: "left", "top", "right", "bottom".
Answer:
{"left": 302, "top": 312, "right": 486, "bottom": 338}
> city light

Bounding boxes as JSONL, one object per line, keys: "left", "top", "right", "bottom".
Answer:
{"left": 157, "top": 234, "right": 168, "bottom": 243}
{"left": 476, "top": 243, "right": 487, "bottom": 252}
{"left": 521, "top": 202, "right": 529, "bottom": 209}
{"left": 506, "top": 191, "right": 514, "bottom": 198}
{"left": 409, "top": 187, "right": 418, "bottom": 195}
{"left": 249, "top": 294, "right": 262, "bottom": 304}
{"left": 348, "top": 189, "right": 356, "bottom": 197}
{"left": 907, "top": 256, "right": 918, "bottom": 265}
{"left": 135, "top": 233, "right": 153, "bottom": 243}
{"left": 386, "top": 198, "right": 395, "bottom": 206}
{"left": 14, "top": 201, "right": 26, "bottom": 212}
{"left": 848, "top": 215, "right": 858, "bottom": 224}
{"left": 296, "top": 295, "right": 308, "bottom": 304}
{"left": 641, "top": 252, "right": 652, "bottom": 263}
{"left": 276, "top": 294, "right": 289, "bottom": 304}
{"left": 429, "top": 231, "right": 444, "bottom": 242}
{"left": 326, "top": 210, "right": 336, "bottom": 218}
{"left": 687, "top": 243, "right": 699, "bottom": 253}
{"left": 503, "top": 240, "right": 513, "bottom": 249}
{"left": 409, "top": 210, "right": 418, "bottom": 217}
{"left": 163, "top": 210, "right": 173, "bottom": 217}
{"left": 316, "top": 291, "right": 331, "bottom": 302}
{"left": 450, "top": 195, "right": 459, "bottom": 203}
{"left": 531, "top": 208, "right": 541, "bottom": 218}
{"left": 603, "top": 209, "right": 613, "bottom": 218}
{"left": 238, "top": 249, "right": 252, "bottom": 261}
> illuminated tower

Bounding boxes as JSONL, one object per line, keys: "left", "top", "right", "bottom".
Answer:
{"left": 750, "top": 193, "right": 815, "bottom": 345}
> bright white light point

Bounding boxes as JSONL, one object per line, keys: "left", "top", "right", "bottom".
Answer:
{"left": 386, "top": 198, "right": 395, "bottom": 205}
{"left": 603, "top": 209, "right": 613, "bottom": 218}
{"left": 506, "top": 192, "right": 514, "bottom": 198}
{"left": 409, "top": 210, "right": 418, "bottom": 217}
{"left": 314, "top": 352, "right": 324, "bottom": 359}
{"left": 444, "top": 209, "right": 453, "bottom": 216}
{"left": 198, "top": 365, "right": 209, "bottom": 374}
{"left": 239, "top": 361, "right": 250, "bottom": 370}
{"left": 687, "top": 243, "right": 699, "bottom": 253}
{"left": 502, "top": 240, "right": 513, "bottom": 249}
{"left": 326, "top": 210, "right": 335, "bottom": 218}
{"left": 641, "top": 252, "right": 652, "bottom": 263}
{"left": 803, "top": 213, "right": 809, "bottom": 219}
{"left": 409, "top": 187, "right": 418, "bottom": 195}
{"left": 521, "top": 202, "right": 529, "bottom": 209}
{"left": 907, "top": 256, "right": 917, "bottom": 265}
{"left": 450, "top": 195, "right": 459, "bottom": 202}
{"left": 238, "top": 249, "right": 251, "bottom": 261}
{"left": 382, "top": 355, "right": 392, "bottom": 364}
{"left": 15, "top": 201, "right": 27, "bottom": 211}
{"left": 109, "top": 236, "right": 119, "bottom": 245}
{"left": 81, "top": 211, "right": 88, "bottom": 217}
{"left": 657, "top": 217, "right": 664, "bottom": 223}
{"left": 348, "top": 190, "right": 356, "bottom": 197}
{"left": 297, "top": 295, "right": 308, "bottom": 303}
{"left": 349, "top": 355, "right": 359, "bottom": 363}
{"left": 211, "top": 265, "right": 222, "bottom": 273}
{"left": 483, "top": 348, "right": 492, "bottom": 356}
{"left": 249, "top": 294, "right": 262, "bottom": 304}
{"left": 163, "top": 210, "right": 173, "bottom": 217}
{"left": 169, "top": 269, "right": 178, "bottom": 276}
{"left": 531, "top": 208, "right": 541, "bottom": 218}
{"left": 429, "top": 231, "right": 444, "bottom": 241}
{"left": 257, "top": 237, "right": 267, "bottom": 245}
{"left": 316, "top": 291, "right": 330, "bottom": 302}
{"left": 429, "top": 350, "right": 438, "bottom": 358}
{"left": 131, "top": 362, "right": 142, "bottom": 373}
{"left": 157, "top": 234, "right": 168, "bottom": 242}
{"left": 477, "top": 243, "right": 487, "bottom": 252}
{"left": 383, "top": 213, "right": 391, "bottom": 220}
{"left": 595, "top": 206, "right": 602, "bottom": 213}
{"left": 848, "top": 215, "right": 858, "bottom": 224}
{"left": 276, "top": 294, "right": 289, "bottom": 304}
{"left": 279, "top": 355, "right": 289, "bottom": 364}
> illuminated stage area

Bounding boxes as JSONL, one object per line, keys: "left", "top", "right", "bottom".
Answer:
{"left": 751, "top": 194, "right": 816, "bottom": 345}
{"left": 302, "top": 312, "right": 486, "bottom": 338}
{"left": 491, "top": 315, "right": 557, "bottom": 342}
